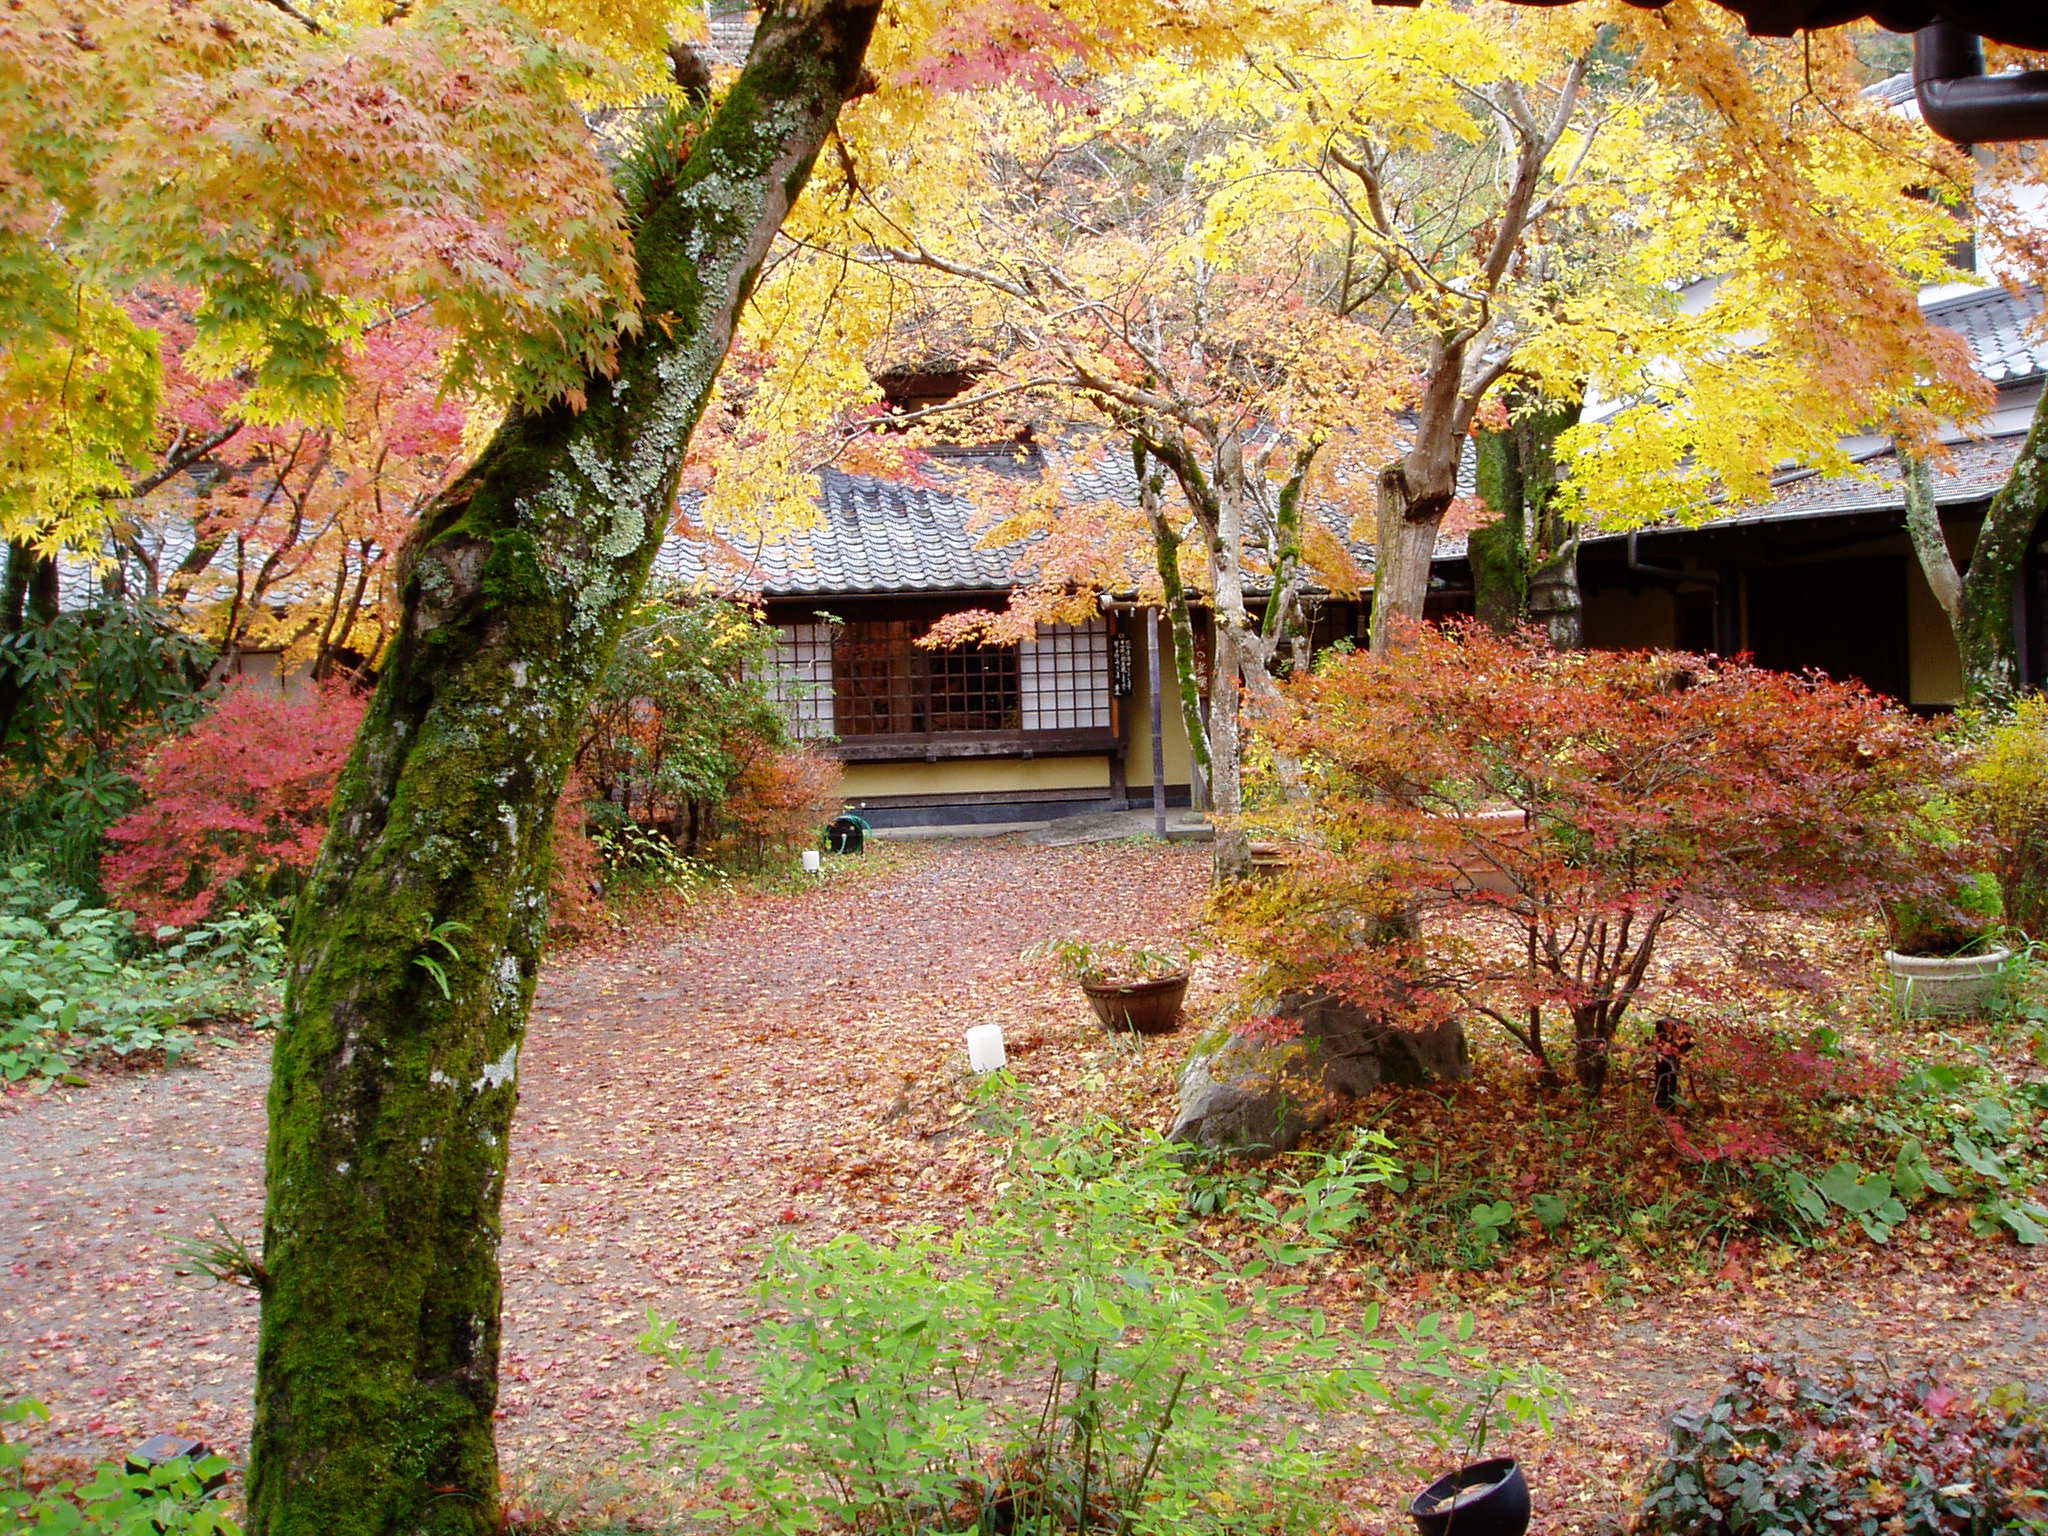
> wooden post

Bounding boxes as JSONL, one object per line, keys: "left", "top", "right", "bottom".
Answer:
{"left": 1147, "top": 605, "right": 1167, "bottom": 838}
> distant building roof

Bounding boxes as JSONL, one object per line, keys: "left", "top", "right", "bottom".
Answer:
{"left": 1925, "top": 283, "right": 2048, "bottom": 383}
{"left": 655, "top": 456, "right": 1036, "bottom": 596}
{"left": 1580, "top": 428, "right": 2031, "bottom": 548}
{"left": 659, "top": 439, "right": 1383, "bottom": 600}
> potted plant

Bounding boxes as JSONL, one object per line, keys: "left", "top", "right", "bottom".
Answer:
{"left": 1408, "top": 1456, "right": 1530, "bottom": 1536}
{"left": 1028, "top": 937, "right": 1200, "bottom": 1035}
{"left": 1882, "top": 797, "right": 2010, "bottom": 1018}
{"left": 1883, "top": 873, "right": 2011, "bottom": 1017}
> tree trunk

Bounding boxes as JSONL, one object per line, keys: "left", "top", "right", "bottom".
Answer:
{"left": 1468, "top": 429, "right": 1526, "bottom": 634}
{"left": 1208, "top": 621, "right": 1249, "bottom": 879}
{"left": 1368, "top": 460, "right": 1452, "bottom": 652}
{"left": 1468, "top": 398, "right": 1582, "bottom": 647}
{"left": 1903, "top": 391, "right": 2048, "bottom": 707}
{"left": 245, "top": 9, "right": 879, "bottom": 1535}
{"left": 1956, "top": 391, "right": 2048, "bottom": 706}
{"left": 1571, "top": 1007, "right": 1610, "bottom": 1094}
{"left": 1527, "top": 526, "right": 1582, "bottom": 650}
{"left": 1142, "top": 459, "right": 1211, "bottom": 808}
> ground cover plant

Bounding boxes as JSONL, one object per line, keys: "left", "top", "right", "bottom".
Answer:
{"left": 1202, "top": 1001, "right": 2048, "bottom": 1284}
{"left": 1635, "top": 1357, "right": 2048, "bottom": 1536}
{"left": 0, "top": 863, "right": 282, "bottom": 1086}
{"left": 2, "top": 1400, "right": 241, "bottom": 1535}
{"left": 643, "top": 1102, "right": 1557, "bottom": 1536}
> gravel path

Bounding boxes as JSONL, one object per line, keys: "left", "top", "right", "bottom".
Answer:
{"left": 0, "top": 839, "right": 1208, "bottom": 1468}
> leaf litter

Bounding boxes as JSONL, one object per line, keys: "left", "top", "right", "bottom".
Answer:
{"left": 0, "top": 836, "right": 2041, "bottom": 1532}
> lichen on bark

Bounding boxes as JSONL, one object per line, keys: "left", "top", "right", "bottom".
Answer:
{"left": 245, "top": 7, "right": 882, "bottom": 1534}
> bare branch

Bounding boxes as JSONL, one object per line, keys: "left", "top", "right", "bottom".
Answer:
{"left": 257, "top": 0, "right": 323, "bottom": 34}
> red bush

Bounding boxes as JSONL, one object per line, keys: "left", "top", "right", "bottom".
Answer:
{"left": 104, "top": 683, "right": 366, "bottom": 930}
{"left": 545, "top": 781, "right": 604, "bottom": 941}
{"left": 1228, "top": 624, "right": 1952, "bottom": 1094}
{"left": 712, "top": 744, "right": 843, "bottom": 871}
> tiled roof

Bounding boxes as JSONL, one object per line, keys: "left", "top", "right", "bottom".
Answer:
{"left": 657, "top": 437, "right": 1391, "bottom": 599}
{"left": 1580, "top": 429, "right": 2031, "bottom": 547}
{"left": 703, "top": 9, "right": 756, "bottom": 65}
{"left": 655, "top": 457, "right": 1039, "bottom": 596}
{"left": 1926, "top": 285, "right": 2048, "bottom": 384}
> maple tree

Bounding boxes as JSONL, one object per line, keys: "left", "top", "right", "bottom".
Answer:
{"left": 114, "top": 301, "right": 471, "bottom": 683}
{"left": 102, "top": 683, "right": 367, "bottom": 930}
{"left": 1226, "top": 623, "right": 1947, "bottom": 1093}
{"left": 7, "top": 0, "right": 886, "bottom": 1529}
{"left": 729, "top": 1, "right": 1978, "bottom": 871}
{"left": 232, "top": 11, "right": 884, "bottom": 1531}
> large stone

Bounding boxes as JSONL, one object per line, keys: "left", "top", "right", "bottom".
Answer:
{"left": 1168, "top": 990, "right": 1468, "bottom": 1157}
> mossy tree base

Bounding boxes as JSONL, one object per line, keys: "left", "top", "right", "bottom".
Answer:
{"left": 244, "top": 8, "right": 880, "bottom": 1534}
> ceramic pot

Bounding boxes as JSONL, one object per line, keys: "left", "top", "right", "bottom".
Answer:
{"left": 1080, "top": 973, "right": 1189, "bottom": 1034}
{"left": 1408, "top": 1457, "right": 1530, "bottom": 1536}
{"left": 1884, "top": 946, "right": 2013, "bottom": 1018}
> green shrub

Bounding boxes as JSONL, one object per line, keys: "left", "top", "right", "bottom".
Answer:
{"left": 1637, "top": 1357, "right": 2048, "bottom": 1536}
{"left": 642, "top": 1105, "right": 1556, "bottom": 1536}
{"left": 0, "top": 597, "right": 212, "bottom": 898}
{"left": 1967, "top": 695, "right": 2048, "bottom": 944}
{"left": 0, "top": 866, "right": 282, "bottom": 1084}
{"left": 577, "top": 588, "right": 838, "bottom": 876}
{"left": 1, "top": 1401, "right": 242, "bottom": 1534}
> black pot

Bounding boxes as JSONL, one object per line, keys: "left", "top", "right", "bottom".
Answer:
{"left": 1408, "top": 1457, "right": 1530, "bottom": 1536}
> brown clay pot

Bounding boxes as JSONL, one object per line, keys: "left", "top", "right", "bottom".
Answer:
{"left": 1080, "top": 973, "right": 1189, "bottom": 1034}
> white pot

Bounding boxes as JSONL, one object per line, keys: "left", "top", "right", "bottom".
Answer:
{"left": 1884, "top": 946, "right": 2013, "bottom": 1018}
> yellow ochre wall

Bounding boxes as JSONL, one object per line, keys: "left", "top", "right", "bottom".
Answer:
{"left": 839, "top": 756, "right": 1110, "bottom": 799}
{"left": 1121, "top": 610, "right": 1196, "bottom": 790}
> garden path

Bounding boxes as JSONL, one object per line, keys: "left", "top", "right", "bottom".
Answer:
{"left": 0, "top": 837, "right": 2040, "bottom": 1531}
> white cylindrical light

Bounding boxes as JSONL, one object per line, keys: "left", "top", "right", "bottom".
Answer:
{"left": 965, "top": 1024, "right": 1006, "bottom": 1073}
{"left": 801, "top": 849, "right": 821, "bottom": 874}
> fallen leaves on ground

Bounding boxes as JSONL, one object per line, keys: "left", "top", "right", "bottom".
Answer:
{"left": 0, "top": 836, "right": 2041, "bottom": 1535}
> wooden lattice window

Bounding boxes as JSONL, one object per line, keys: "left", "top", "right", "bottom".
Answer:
{"left": 1021, "top": 620, "right": 1110, "bottom": 730}
{"left": 772, "top": 615, "right": 1109, "bottom": 741}
{"left": 927, "top": 644, "right": 1021, "bottom": 732}
{"left": 766, "top": 623, "right": 835, "bottom": 740}
{"left": 834, "top": 620, "right": 919, "bottom": 736}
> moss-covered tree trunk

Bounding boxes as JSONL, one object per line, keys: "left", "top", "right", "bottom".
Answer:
{"left": 1468, "top": 397, "right": 1582, "bottom": 646}
{"left": 1902, "top": 388, "right": 2048, "bottom": 708}
{"left": 1138, "top": 449, "right": 1211, "bottom": 809}
{"left": 244, "top": 9, "right": 879, "bottom": 1535}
